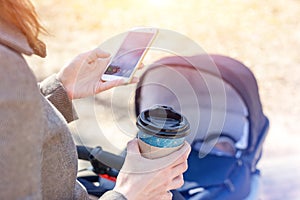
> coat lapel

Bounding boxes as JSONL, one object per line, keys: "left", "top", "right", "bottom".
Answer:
{"left": 0, "top": 17, "right": 34, "bottom": 56}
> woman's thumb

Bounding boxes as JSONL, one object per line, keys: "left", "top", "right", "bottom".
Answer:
{"left": 126, "top": 138, "right": 141, "bottom": 155}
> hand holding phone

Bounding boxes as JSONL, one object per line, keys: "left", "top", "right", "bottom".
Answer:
{"left": 101, "top": 27, "right": 158, "bottom": 83}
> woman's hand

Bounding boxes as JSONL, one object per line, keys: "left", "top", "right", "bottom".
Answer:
{"left": 57, "top": 47, "right": 139, "bottom": 99}
{"left": 114, "top": 139, "right": 191, "bottom": 200}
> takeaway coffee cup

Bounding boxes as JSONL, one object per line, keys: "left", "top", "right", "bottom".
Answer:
{"left": 136, "top": 105, "right": 190, "bottom": 159}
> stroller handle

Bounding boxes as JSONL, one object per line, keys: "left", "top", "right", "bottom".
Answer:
{"left": 77, "top": 145, "right": 93, "bottom": 161}
{"left": 77, "top": 145, "right": 125, "bottom": 171}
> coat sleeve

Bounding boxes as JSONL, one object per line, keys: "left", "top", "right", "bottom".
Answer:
{"left": 0, "top": 45, "right": 43, "bottom": 199}
{"left": 39, "top": 74, "right": 78, "bottom": 123}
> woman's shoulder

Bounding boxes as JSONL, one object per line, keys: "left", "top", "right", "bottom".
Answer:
{"left": 0, "top": 42, "right": 26, "bottom": 63}
{"left": 0, "top": 43, "right": 38, "bottom": 91}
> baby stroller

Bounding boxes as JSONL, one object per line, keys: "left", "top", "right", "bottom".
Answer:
{"left": 77, "top": 54, "right": 269, "bottom": 200}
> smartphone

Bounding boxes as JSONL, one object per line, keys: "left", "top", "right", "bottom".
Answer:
{"left": 101, "top": 27, "right": 158, "bottom": 83}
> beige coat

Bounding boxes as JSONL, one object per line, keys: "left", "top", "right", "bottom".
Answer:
{"left": 0, "top": 18, "right": 125, "bottom": 200}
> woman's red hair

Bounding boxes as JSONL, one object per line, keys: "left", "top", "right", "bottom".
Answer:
{"left": 0, "top": 0, "right": 46, "bottom": 57}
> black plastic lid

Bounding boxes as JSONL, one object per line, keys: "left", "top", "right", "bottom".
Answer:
{"left": 136, "top": 105, "right": 190, "bottom": 138}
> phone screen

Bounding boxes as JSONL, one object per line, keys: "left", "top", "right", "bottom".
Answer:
{"left": 104, "top": 31, "right": 156, "bottom": 77}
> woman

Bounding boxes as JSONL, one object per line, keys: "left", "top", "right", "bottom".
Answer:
{"left": 0, "top": 0, "right": 190, "bottom": 199}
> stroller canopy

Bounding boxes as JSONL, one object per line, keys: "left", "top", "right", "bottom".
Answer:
{"left": 135, "top": 54, "right": 268, "bottom": 153}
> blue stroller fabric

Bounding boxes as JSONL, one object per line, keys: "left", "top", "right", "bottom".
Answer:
{"left": 135, "top": 54, "right": 269, "bottom": 199}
